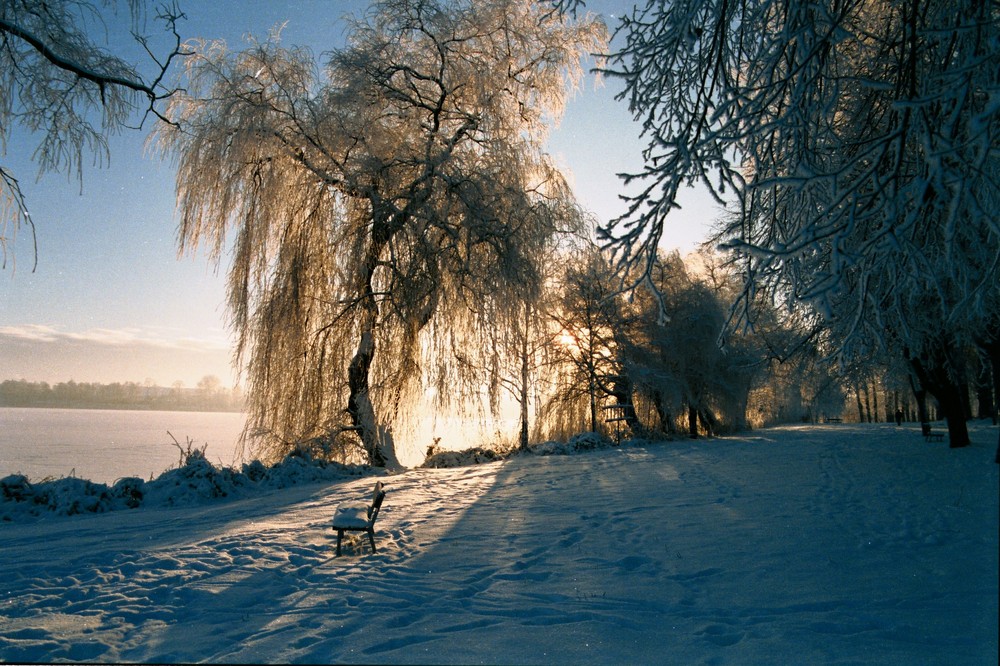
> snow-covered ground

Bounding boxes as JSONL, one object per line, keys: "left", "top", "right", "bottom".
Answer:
{"left": 2, "top": 423, "right": 997, "bottom": 664}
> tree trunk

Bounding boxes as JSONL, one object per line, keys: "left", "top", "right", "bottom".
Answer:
{"left": 992, "top": 349, "right": 1000, "bottom": 463}
{"left": 974, "top": 353, "right": 995, "bottom": 420}
{"left": 588, "top": 369, "right": 598, "bottom": 434}
{"left": 347, "top": 323, "right": 386, "bottom": 467}
{"left": 980, "top": 337, "right": 1000, "bottom": 462}
{"left": 519, "top": 302, "right": 530, "bottom": 451}
{"left": 652, "top": 391, "right": 675, "bottom": 434}
{"left": 957, "top": 362, "right": 973, "bottom": 421}
{"left": 688, "top": 404, "right": 698, "bottom": 438}
{"left": 730, "top": 389, "right": 750, "bottom": 431}
{"left": 908, "top": 370, "right": 931, "bottom": 435}
{"left": 854, "top": 386, "right": 865, "bottom": 423}
{"left": 938, "top": 387, "right": 971, "bottom": 448}
{"left": 872, "top": 383, "right": 880, "bottom": 423}
{"left": 346, "top": 212, "right": 395, "bottom": 467}
{"left": 908, "top": 344, "right": 971, "bottom": 448}
{"left": 992, "top": 349, "right": 1000, "bottom": 428}
{"left": 698, "top": 409, "right": 718, "bottom": 437}
{"left": 610, "top": 374, "right": 642, "bottom": 436}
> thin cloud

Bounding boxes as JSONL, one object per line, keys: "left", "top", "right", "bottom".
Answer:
{"left": 0, "top": 324, "right": 61, "bottom": 342}
{"left": 0, "top": 325, "right": 229, "bottom": 352}
{"left": 0, "top": 324, "right": 236, "bottom": 386}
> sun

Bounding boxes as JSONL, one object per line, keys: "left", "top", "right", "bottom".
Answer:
{"left": 558, "top": 329, "right": 581, "bottom": 355}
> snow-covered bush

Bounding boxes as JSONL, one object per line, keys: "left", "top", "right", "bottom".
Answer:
{"left": 528, "top": 432, "right": 614, "bottom": 456}
{"left": 141, "top": 449, "right": 243, "bottom": 507}
{"left": 112, "top": 477, "right": 145, "bottom": 509}
{"left": 568, "top": 431, "right": 611, "bottom": 450}
{"left": 1, "top": 447, "right": 370, "bottom": 523}
{"left": 1, "top": 474, "right": 121, "bottom": 519}
{"left": 242, "top": 459, "right": 267, "bottom": 482}
{"left": 32, "top": 477, "right": 114, "bottom": 515}
{"left": 1, "top": 474, "right": 32, "bottom": 502}
{"left": 422, "top": 447, "right": 502, "bottom": 469}
{"left": 262, "top": 450, "right": 366, "bottom": 488}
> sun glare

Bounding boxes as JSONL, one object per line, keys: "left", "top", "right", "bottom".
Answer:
{"left": 558, "top": 330, "right": 580, "bottom": 354}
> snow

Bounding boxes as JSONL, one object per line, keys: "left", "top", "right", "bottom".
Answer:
{"left": 2, "top": 423, "right": 997, "bottom": 663}
{"left": 332, "top": 503, "right": 374, "bottom": 529}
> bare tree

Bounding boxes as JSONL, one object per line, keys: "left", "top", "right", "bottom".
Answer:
{"left": 0, "top": 0, "right": 185, "bottom": 269}
{"left": 158, "top": 0, "right": 604, "bottom": 466}
{"left": 594, "top": 0, "right": 999, "bottom": 448}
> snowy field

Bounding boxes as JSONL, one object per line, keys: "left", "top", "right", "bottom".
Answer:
{"left": 1, "top": 423, "right": 997, "bottom": 664}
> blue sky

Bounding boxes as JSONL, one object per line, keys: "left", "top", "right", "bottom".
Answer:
{"left": 0, "top": 0, "right": 721, "bottom": 388}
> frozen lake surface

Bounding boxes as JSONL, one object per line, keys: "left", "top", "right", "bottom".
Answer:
{"left": 0, "top": 407, "right": 245, "bottom": 484}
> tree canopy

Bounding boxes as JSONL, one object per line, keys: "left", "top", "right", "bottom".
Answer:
{"left": 159, "top": 0, "right": 604, "bottom": 465}
{"left": 595, "top": 0, "right": 999, "bottom": 447}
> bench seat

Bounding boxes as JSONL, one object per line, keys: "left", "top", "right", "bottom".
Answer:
{"left": 332, "top": 504, "right": 372, "bottom": 529}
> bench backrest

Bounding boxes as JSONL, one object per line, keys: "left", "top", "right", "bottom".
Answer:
{"left": 369, "top": 481, "right": 386, "bottom": 524}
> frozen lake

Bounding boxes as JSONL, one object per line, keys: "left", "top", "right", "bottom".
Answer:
{"left": 0, "top": 407, "right": 245, "bottom": 484}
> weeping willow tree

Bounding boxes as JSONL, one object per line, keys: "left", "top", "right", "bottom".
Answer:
{"left": 156, "top": 0, "right": 604, "bottom": 466}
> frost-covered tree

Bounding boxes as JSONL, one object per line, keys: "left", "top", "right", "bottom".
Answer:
{"left": 629, "top": 251, "right": 759, "bottom": 436}
{"left": 494, "top": 228, "right": 589, "bottom": 451}
{"left": 0, "top": 0, "right": 184, "bottom": 269}
{"left": 158, "top": 0, "right": 604, "bottom": 465}
{"left": 547, "top": 246, "right": 627, "bottom": 435}
{"left": 596, "top": 0, "right": 999, "bottom": 448}
{"left": 417, "top": 203, "right": 589, "bottom": 453}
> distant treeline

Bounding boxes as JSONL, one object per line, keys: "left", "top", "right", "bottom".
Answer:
{"left": 0, "top": 379, "right": 244, "bottom": 412}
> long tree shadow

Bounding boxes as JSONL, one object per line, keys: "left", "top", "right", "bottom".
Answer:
{"left": 288, "top": 425, "right": 1000, "bottom": 664}
{"left": 133, "top": 475, "right": 409, "bottom": 662}
{"left": 145, "top": 445, "right": 682, "bottom": 662}
{"left": 314, "top": 445, "right": 684, "bottom": 664}
{"left": 0, "top": 477, "right": 378, "bottom": 664}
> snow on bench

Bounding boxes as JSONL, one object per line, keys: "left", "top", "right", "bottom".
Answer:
{"left": 332, "top": 481, "right": 386, "bottom": 556}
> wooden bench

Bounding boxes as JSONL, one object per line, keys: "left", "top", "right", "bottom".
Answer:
{"left": 332, "top": 481, "right": 386, "bottom": 556}
{"left": 824, "top": 417, "right": 842, "bottom": 423}
{"left": 925, "top": 432, "right": 945, "bottom": 443}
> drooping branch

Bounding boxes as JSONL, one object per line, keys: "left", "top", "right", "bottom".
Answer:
{"left": 1, "top": 0, "right": 190, "bottom": 270}
{"left": 0, "top": 166, "right": 35, "bottom": 271}
{"left": 598, "top": 0, "right": 1000, "bottom": 373}
{"left": 2, "top": 15, "right": 165, "bottom": 106}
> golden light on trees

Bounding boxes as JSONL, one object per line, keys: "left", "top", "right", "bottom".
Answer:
{"left": 158, "top": 0, "right": 605, "bottom": 465}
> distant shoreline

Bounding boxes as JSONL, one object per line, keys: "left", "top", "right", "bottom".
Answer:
{"left": 0, "top": 379, "right": 244, "bottom": 413}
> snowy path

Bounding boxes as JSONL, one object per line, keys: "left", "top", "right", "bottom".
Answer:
{"left": 2, "top": 424, "right": 997, "bottom": 663}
